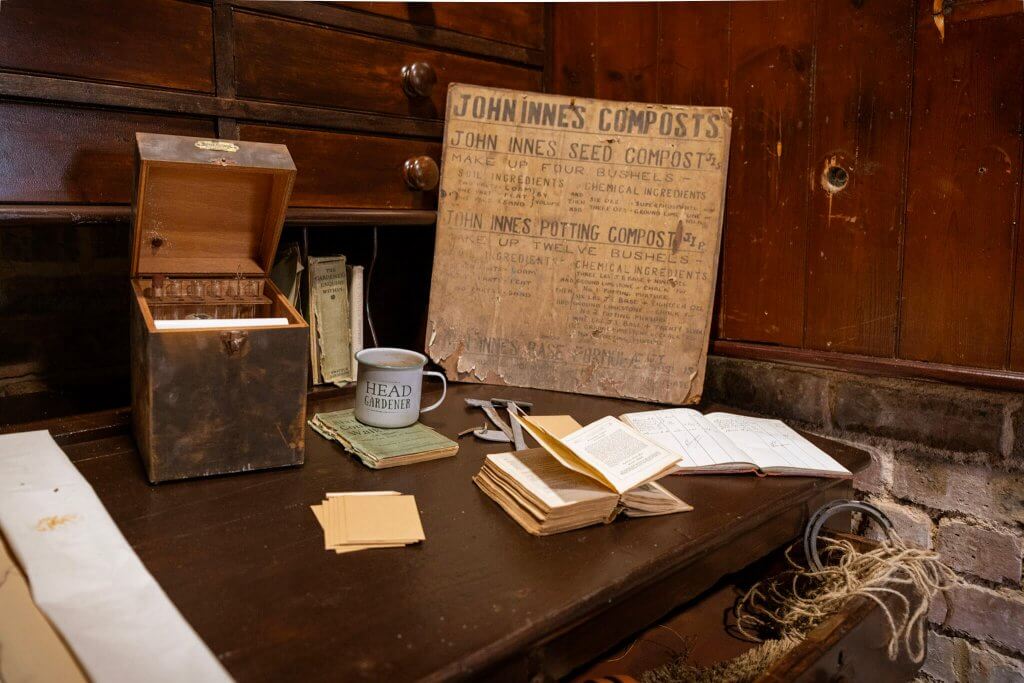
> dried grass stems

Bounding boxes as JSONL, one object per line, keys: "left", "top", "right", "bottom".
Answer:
{"left": 734, "top": 535, "right": 959, "bottom": 664}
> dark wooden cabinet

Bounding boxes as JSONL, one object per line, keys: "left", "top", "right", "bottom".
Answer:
{"left": 0, "top": 0, "right": 543, "bottom": 410}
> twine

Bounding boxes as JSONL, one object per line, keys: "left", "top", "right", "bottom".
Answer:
{"left": 641, "top": 535, "right": 958, "bottom": 683}
{"left": 734, "top": 535, "right": 959, "bottom": 664}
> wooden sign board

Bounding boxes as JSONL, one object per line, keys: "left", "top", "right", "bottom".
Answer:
{"left": 426, "top": 85, "right": 732, "bottom": 404}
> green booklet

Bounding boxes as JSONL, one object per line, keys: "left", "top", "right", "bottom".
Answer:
{"left": 310, "top": 409, "right": 458, "bottom": 469}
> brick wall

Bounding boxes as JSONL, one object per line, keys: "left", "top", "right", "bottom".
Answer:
{"left": 704, "top": 356, "right": 1024, "bottom": 682}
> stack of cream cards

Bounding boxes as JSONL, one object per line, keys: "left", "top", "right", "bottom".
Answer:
{"left": 311, "top": 491, "right": 425, "bottom": 554}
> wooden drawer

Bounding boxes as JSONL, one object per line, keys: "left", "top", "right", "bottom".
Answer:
{"left": 233, "top": 9, "right": 541, "bottom": 120}
{"left": 239, "top": 124, "right": 441, "bottom": 209}
{"left": 572, "top": 538, "right": 922, "bottom": 683}
{"left": 336, "top": 2, "right": 545, "bottom": 49}
{"left": 0, "top": 102, "right": 215, "bottom": 203}
{"left": 0, "top": 0, "right": 214, "bottom": 92}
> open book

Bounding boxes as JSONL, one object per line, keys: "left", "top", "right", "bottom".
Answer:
{"left": 473, "top": 415, "right": 691, "bottom": 535}
{"left": 619, "top": 409, "right": 851, "bottom": 477}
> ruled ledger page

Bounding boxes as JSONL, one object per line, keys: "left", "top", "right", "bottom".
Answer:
{"left": 703, "top": 414, "right": 850, "bottom": 475}
{"left": 621, "top": 408, "right": 744, "bottom": 468}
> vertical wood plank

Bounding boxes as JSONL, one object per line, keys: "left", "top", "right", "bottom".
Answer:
{"left": 213, "top": 0, "right": 236, "bottom": 99}
{"left": 899, "top": 3, "right": 1024, "bottom": 367}
{"left": 549, "top": 4, "right": 597, "bottom": 97}
{"left": 717, "top": 0, "right": 816, "bottom": 346}
{"left": 803, "top": 0, "right": 915, "bottom": 356}
{"left": 658, "top": 2, "right": 730, "bottom": 106}
{"left": 1009, "top": 111, "right": 1024, "bottom": 369}
{"left": 594, "top": 3, "right": 659, "bottom": 102}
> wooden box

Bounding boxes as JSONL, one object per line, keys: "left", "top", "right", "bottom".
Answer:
{"left": 129, "top": 133, "right": 307, "bottom": 483}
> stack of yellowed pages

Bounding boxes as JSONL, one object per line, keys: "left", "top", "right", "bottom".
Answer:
{"left": 473, "top": 415, "right": 692, "bottom": 536}
{"left": 311, "top": 492, "right": 425, "bottom": 554}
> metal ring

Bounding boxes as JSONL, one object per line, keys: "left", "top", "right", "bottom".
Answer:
{"left": 803, "top": 499, "right": 894, "bottom": 572}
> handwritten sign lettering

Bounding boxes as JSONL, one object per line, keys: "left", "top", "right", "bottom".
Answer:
{"left": 427, "top": 85, "right": 732, "bottom": 404}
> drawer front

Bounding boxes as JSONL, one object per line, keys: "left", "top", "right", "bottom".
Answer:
{"left": 336, "top": 2, "right": 545, "bottom": 49}
{"left": 233, "top": 10, "right": 541, "bottom": 120}
{"left": 239, "top": 124, "right": 441, "bottom": 209}
{"left": 0, "top": 102, "right": 215, "bottom": 203}
{"left": 0, "top": 0, "right": 214, "bottom": 92}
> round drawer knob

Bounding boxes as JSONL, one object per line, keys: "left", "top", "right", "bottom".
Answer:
{"left": 401, "top": 62, "right": 437, "bottom": 99}
{"left": 402, "top": 156, "right": 439, "bottom": 191}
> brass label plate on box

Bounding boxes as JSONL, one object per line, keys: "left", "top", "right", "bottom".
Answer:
{"left": 194, "top": 140, "right": 239, "bottom": 153}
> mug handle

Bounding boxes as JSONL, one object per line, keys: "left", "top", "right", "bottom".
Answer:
{"left": 420, "top": 371, "right": 447, "bottom": 413}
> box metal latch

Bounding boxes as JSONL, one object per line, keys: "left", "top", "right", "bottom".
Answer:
{"left": 220, "top": 330, "right": 249, "bottom": 356}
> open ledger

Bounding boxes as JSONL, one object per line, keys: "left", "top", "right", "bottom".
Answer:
{"left": 619, "top": 409, "right": 851, "bottom": 477}
{"left": 473, "top": 415, "right": 691, "bottom": 535}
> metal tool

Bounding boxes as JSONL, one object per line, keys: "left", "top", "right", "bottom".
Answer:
{"left": 464, "top": 397, "right": 534, "bottom": 450}
{"left": 465, "top": 398, "right": 515, "bottom": 441}
{"left": 505, "top": 402, "right": 528, "bottom": 451}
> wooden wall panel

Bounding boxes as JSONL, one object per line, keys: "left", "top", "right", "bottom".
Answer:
{"left": 657, "top": 3, "right": 730, "bottom": 106}
{"left": 550, "top": 3, "right": 597, "bottom": 97}
{"left": 1013, "top": 177, "right": 1024, "bottom": 369}
{"left": 0, "top": 0, "right": 214, "bottom": 93}
{"left": 239, "top": 125, "right": 441, "bottom": 209}
{"left": 336, "top": 2, "right": 545, "bottom": 49}
{"left": 803, "top": 0, "right": 915, "bottom": 356}
{"left": 233, "top": 10, "right": 541, "bottom": 120}
{"left": 717, "top": 0, "right": 816, "bottom": 346}
{"left": 593, "top": 3, "right": 659, "bottom": 102}
{"left": 898, "top": 5, "right": 1024, "bottom": 368}
{"left": 0, "top": 102, "right": 215, "bottom": 203}
{"left": 1007, "top": 171, "right": 1024, "bottom": 370}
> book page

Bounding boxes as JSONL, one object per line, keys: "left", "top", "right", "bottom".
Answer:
{"left": 704, "top": 414, "right": 850, "bottom": 475}
{"left": 560, "top": 416, "right": 680, "bottom": 494}
{"left": 513, "top": 414, "right": 612, "bottom": 487}
{"left": 485, "top": 450, "right": 619, "bottom": 510}
{"left": 622, "top": 408, "right": 747, "bottom": 468}
{"left": 619, "top": 481, "right": 693, "bottom": 516}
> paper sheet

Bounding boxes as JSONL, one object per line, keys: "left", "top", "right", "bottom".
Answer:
{"left": 154, "top": 317, "right": 289, "bottom": 330}
{"left": 484, "top": 450, "right": 618, "bottom": 510}
{"left": 339, "top": 495, "right": 425, "bottom": 545}
{"left": 622, "top": 408, "right": 741, "bottom": 468}
{"left": 560, "top": 416, "right": 681, "bottom": 494}
{"left": 0, "top": 431, "right": 231, "bottom": 683}
{"left": 704, "top": 414, "right": 850, "bottom": 474}
{"left": 0, "top": 535, "right": 88, "bottom": 682}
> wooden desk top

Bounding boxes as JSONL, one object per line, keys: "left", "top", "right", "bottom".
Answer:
{"left": 59, "top": 384, "right": 868, "bottom": 682}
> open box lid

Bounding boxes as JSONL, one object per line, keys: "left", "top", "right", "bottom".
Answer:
{"left": 130, "top": 133, "right": 296, "bottom": 277}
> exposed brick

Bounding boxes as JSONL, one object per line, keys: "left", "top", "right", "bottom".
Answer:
{"left": 968, "top": 643, "right": 1024, "bottom": 683}
{"left": 864, "top": 498, "right": 933, "bottom": 548}
{"left": 832, "top": 378, "right": 1011, "bottom": 455}
{"left": 703, "top": 357, "right": 830, "bottom": 426}
{"left": 852, "top": 447, "right": 889, "bottom": 495}
{"left": 1010, "top": 407, "right": 1024, "bottom": 465}
{"left": 892, "top": 456, "right": 1024, "bottom": 527}
{"left": 923, "top": 631, "right": 969, "bottom": 682}
{"left": 931, "top": 583, "right": 1024, "bottom": 655}
{"left": 936, "top": 520, "right": 1024, "bottom": 585}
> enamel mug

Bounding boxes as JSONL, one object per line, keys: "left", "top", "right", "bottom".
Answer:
{"left": 353, "top": 348, "right": 447, "bottom": 428}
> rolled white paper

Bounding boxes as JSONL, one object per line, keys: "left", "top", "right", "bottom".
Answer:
{"left": 154, "top": 317, "right": 290, "bottom": 330}
{"left": 0, "top": 431, "right": 231, "bottom": 683}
